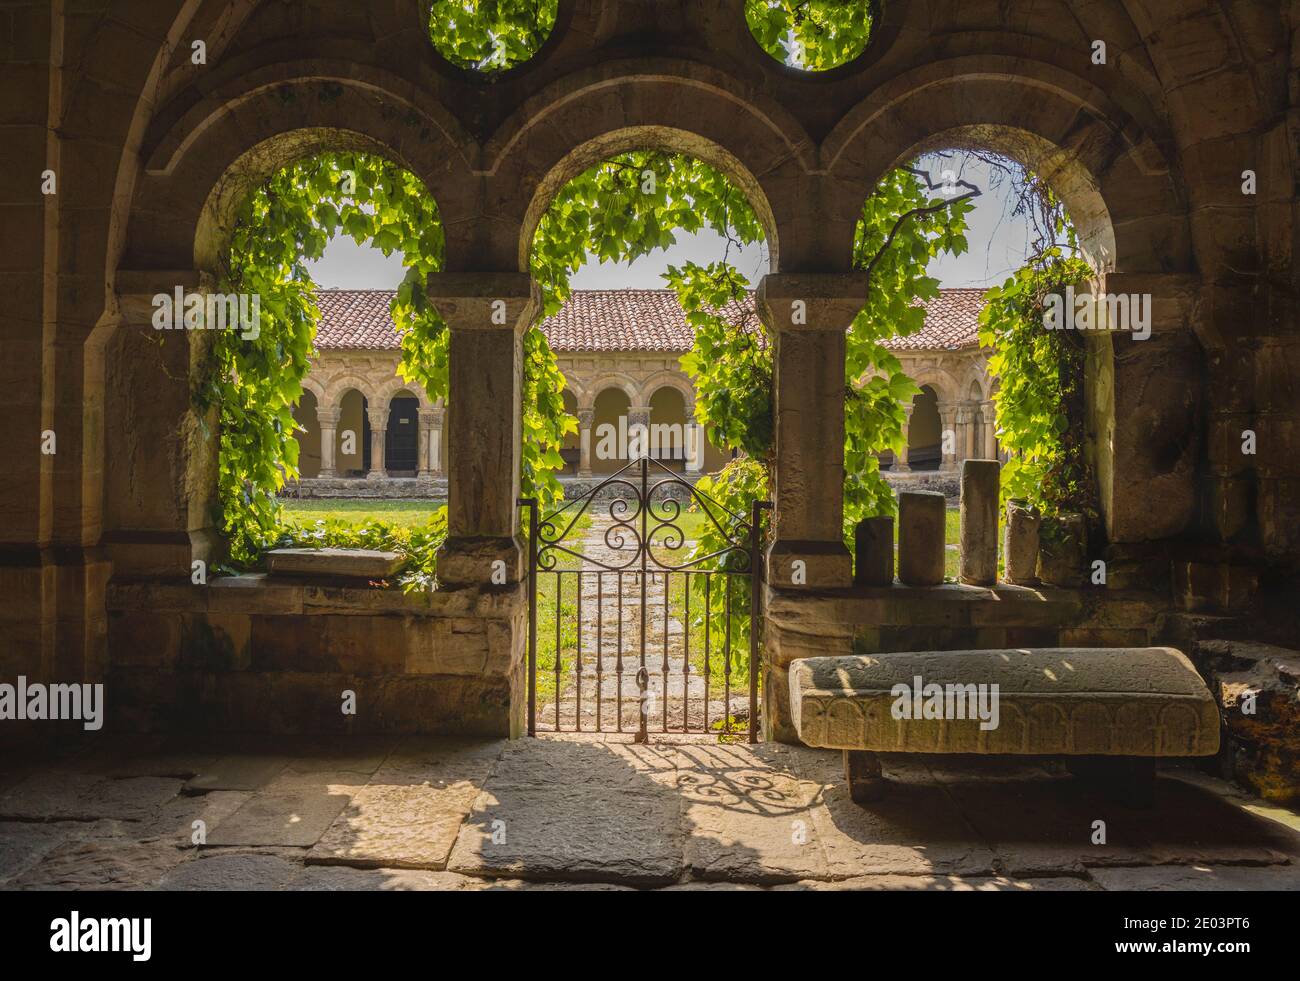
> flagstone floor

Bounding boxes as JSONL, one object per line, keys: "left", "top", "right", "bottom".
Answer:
{"left": 2, "top": 733, "right": 1299, "bottom": 891}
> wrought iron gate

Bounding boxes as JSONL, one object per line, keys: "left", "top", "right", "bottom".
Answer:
{"left": 519, "top": 457, "right": 769, "bottom": 742}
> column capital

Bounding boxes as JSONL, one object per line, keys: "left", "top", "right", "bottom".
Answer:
{"left": 419, "top": 407, "right": 443, "bottom": 425}
{"left": 425, "top": 271, "right": 539, "bottom": 333}
{"left": 756, "top": 272, "right": 867, "bottom": 333}
{"left": 368, "top": 407, "right": 390, "bottom": 429}
{"left": 316, "top": 407, "right": 341, "bottom": 427}
{"left": 577, "top": 408, "right": 595, "bottom": 427}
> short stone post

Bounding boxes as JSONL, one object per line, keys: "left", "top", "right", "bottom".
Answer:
{"left": 854, "top": 516, "right": 894, "bottom": 586}
{"left": 1004, "top": 499, "right": 1041, "bottom": 585}
{"left": 427, "top": 271, "right": 538, "bottom": 587}
{"left": 959, "top": 459, "right": 1000, "bottom": 585}
{"left": 898, "top": 491, "right": 946, "bottom": 586}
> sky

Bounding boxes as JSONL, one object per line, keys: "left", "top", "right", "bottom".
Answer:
{"left": 305, "top": 153, "right": 1042, "bottom": 292}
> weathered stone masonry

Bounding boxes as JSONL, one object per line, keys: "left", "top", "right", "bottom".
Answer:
{"left": 5, "top": 1, "right": 1299, "bottom": 793}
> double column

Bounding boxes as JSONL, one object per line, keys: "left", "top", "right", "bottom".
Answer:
{"left": 758, "top": 273, "right": 859, "bottom": 590}
{"left": 317, "top": 407, "right": 341, "bottom": 477}
{"left": 428, "top": 272, "right": 538, "bottom": 587}
{"left": 366, "top": 407, "right": 388, "bottom": 479}
{"left": 418, "top": 406, "right": 444, "bottom": 478}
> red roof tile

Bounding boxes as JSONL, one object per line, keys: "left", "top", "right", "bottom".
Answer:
{"left": 312, "top": 287, "right": 984, "bottom": 353}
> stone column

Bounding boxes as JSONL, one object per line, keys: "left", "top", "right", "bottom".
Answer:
{"left": 428, "top": 272, "right": 538, "bottom": 586}
{"left": 107, "top": 274, "right": 219, "bottom": 577}
{"left": 627, "top": 405, "right": 651, "bottom": 460}
{"left": 417, "top": 409, "right": 436, "bottom": 478}
{"left": 685, "top": 410, "right": 703, "bottom": 473}
{"left": 429, "top": 406, "right": 445, "bottom": 474}
{"left": 577, "top": 408, "right": 594, "bottom": 477}
{"left": 366, "top": 406, "right": 388, "bottom": 479}
{"left": 898, "top": 491, "right": 946, "bottom": 586}
{"left": 955, "top": 404, "right": 974, "bottom": 465}
{"left": 317, "top": 406, "right": 340, "bottom": 478}
{"left": 979, "top": 400, "right": 997, "bottom": 461}
{"left": 938, "top": 402, "right": 959, "bottom": 471}
{"left": 757, "top": 273, "right": 858, "bottom": 590}
{"left": 893, "top": 402, "right": 913, "bottom": 472}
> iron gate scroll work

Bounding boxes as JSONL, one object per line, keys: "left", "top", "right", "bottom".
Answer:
{"left": 519, "top": 457, "right": 769, "bottom": 743}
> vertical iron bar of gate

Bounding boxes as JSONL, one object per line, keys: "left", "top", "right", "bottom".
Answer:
{"left": 748, "top": 501, "right": 769, "bottom": 744}
{"left": 637, "top": 457, "right": 649, "bottom": 744}
{"left": 518, "top": 497, "right": 538, "bottom": 737}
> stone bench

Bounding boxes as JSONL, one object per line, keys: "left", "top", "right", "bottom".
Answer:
{"left": 789, "top": 647, "right": 1220, "bottom": 805}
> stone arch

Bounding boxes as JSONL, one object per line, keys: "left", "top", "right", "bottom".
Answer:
{"left": 374, "top": 375, "right": 433, "bottom": 412}
{"left": 123, "top": 69, "right": 475, "bottom": 274}
{"left": 585, "top": 375, "right": 641, "bottom": 409}
{"left": 639, "top": 373, "right": 695, "bottom": 411}
{"left": 489, "top": 65, "right": 811, "bottom": 270}
{"left": 907, "top": 368, "right": 960, "bottom": 407}
{"left": 823, "top": 56, "right": 1189, "bottom": 275}
{"left": 322, "top": 375, "right": 382, "bottom": 413}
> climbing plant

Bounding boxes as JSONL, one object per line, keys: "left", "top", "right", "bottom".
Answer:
{"left": 212, "top": 148, "right": 571, "bottom": 570}
{"left": 428, "top": 0, "right": 559, "bottom": 72}
{"left": 743, "top": 0, "right": 873, "bottom": 71}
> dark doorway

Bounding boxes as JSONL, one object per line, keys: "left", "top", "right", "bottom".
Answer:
{"left": 386, "top": 395, "right": 420, "bottom": 474}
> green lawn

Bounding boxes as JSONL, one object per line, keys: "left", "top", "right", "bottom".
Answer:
{"left": 282, "top": 498, "right": 445, "bottom": 528}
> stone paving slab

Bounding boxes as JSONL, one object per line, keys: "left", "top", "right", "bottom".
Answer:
{"left": 184, "top": 755, "right": 290, "bottom": 793}
{"left": 13, "top": 836, "right": 183, "bottom": 890}
{"left": 0, "top": 822, "right": 84, "bottom": 884}
{"left": 0, "top": 773, "right": 182, "bottom": 823}
{"left": 772, "top": 874, "right": 1097, "bottom": 891}
{"left": 161, "top": 852, "right": 302, "bottom": 891}
{"left": 204, "top": 770, "right": 367, "bottom": 848}
{"left": 447, "top": 782, "right": 686, "bottom": 886}
{"left": 666, "top": 743, "right": 828, "bottom": 882}
{"left": 142, "top": 791, "right": 254, "bottom": 847}
{"left": 1090, "top": 864, "right": 1300, "bottom": 891}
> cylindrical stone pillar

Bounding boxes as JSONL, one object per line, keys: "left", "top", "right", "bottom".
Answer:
{"left": 366, "top": 408, "right": 388, "bottom": 479}
{"left": 959, "top": 459, "right": 1000, "bottom": 585}
{"left": 685, "top": 411, "right": 703, "bottom": 474}
{"left": 893, "top": 403, "right": 913, "bottom": 472}
{"left": 938, "top": 403, "right": 959, "bottom": 471}
{"left": 854, "top": 516, "right": 894, "bottom": 587}
{"left": 1004, "top": 498, "right": 1042, "bottom": 585}
{"left": 577, "top": 408, "right": 594, "bottom": 477}
{"left": 898, "top": 491, "right": 946, "bottom": 586}
{"left": 317, "top": 406, "right": 340, "bottom": 478}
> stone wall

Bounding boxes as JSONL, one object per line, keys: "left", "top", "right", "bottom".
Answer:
{"left": 104, "top": 577, "right": 526, "bottom": 737}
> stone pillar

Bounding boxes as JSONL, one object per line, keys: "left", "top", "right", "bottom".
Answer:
{"left": 106, "top": 275, "right": 221, "bottom": 577}
{"left": 627, "top": 405, "right": 651, "bottom": 460}
{"left": 898, "top": 491, "right": 946, "bottom": 586}
{"left": 979, "top": 400, "right": 997, "bottom": 461}
{"left": 417, "top": 409, "right": 436, "bottom": 478}
{"left": 959, "top": 460, "right": 1000, "bottom": 585}
{"left": 685, "top": 410, "right": 703, "bottom": 474}
{"left": 938, "top": 402, "right": 959, "bottom": 471}
{"left": 366, "top": 406, "right": 388, "bottom": 479}
{"left": 577, "top": 408, "right": 594, "bottom": 477}
{"left": 1004, "top": 499, "right": 1042, "bottom": 585}
{"left": 317, "top": 406, "right": 340, "bottom": 478}
{"left": 854, "top": 516, "right": 894, "bottom": 586}
{"left": 429, "top": 406, "right": 444, "bottom": 475}
{"left": 428, "top": 272, "right": 538, "bottom": 587}
{"left": 893, "top": 403, "right": 913, "bottom": 472}
{"left": 757, "top": 273, "right": 858, "bottom": 590}
{"left": 955, "top": 404, "right": 974, "bottom": 465}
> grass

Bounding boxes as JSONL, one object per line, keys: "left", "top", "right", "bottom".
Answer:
{"left": 282, "top": 498, "right": 445, "bottom": 529}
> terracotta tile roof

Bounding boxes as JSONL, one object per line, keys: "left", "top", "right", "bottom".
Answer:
{"left": 312, "top": 287, "right": 984, "bottom": 353}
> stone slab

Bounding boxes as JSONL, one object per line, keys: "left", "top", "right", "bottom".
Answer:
{"left": 160, "top": 853, "right": 302, "bottom": 891}
{"left": 184, "top": 756, "right": 289, "bottom": 793}
{"left": 14, "top": 837, "right": 183, "bottom": 890}
{"left": 1091, "top": 864, "right": 1300, "bottom": 891}
{"left": 204, "top": 770, "right": 366, "bottom": 847}
{"left": 447, "top": 781, "right": 685, "bottom": 886}
{"left": 0, "top": 773, "right": 181, "bottom": 822}
{"left": 773, "top": 874, "right": 1096, "bottom": 891}
{"left": 789, "top": 647, "right": 1220, "bottom": 756}
{"left": 266, "top": 547, "right": 403, "bottom": 579}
